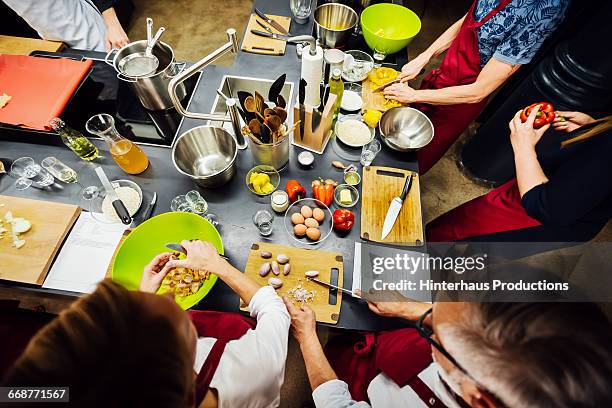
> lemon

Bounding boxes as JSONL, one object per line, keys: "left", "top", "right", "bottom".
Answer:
{"left": 368, "top": 67, "right": 399, "bottom": 86}
{"left": 261, "top": 182, "right": 275, "bottom": 194}
{"left": 363, "top": 109, "right": 383, "bottom": 128}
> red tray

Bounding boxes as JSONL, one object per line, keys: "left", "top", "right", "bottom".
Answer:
{"left": 0, "top": 55, "right": 92, "bottom": 130}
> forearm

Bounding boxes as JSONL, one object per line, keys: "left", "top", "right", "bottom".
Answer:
{"left": 419, "top": 16, "right": 465, "bottom": 61}
{"left": 300, "top": 333, "right": 338, "bottom": 391}
{"left": 217, "top": 263, "right": 261, "bottom": 305}
{"left": 101, "top": 7, "right": 120, "bottom": 27}
{"left": 413, "top": 82, "right": 490, "bottom": 105}
{"left": 513, "top": 145, "right": 549, "bottom": 197}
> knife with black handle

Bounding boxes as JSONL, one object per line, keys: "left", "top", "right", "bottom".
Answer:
{"left": 95, "top": 167, "right": 132, "bottom": 225}
{"left": 253, "top": 8, "right": 289, "bottom": 35}
{"left": 299, "top": 78, "right": 307, "bottom": 141}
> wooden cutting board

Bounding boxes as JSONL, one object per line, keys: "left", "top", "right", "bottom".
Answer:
{"left": 362, "top": 77, "right": 403, "bottom": 112}
{"left": 242, "top": 242, "right": 344, "bottom": 324}
{"left": 0, "top": 195, "right": 81, "bottom": 284}
{"left": 241, "top": 13, "right": 291, "bottom": 55}
{"left": 0, "top": 35, "right": 64, "bottom": 56}
{"left": 360, "top": 166, "right": 424, "bottom": 246}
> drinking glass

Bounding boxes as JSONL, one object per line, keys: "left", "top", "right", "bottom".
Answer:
{"left": 10, "top": 157, "right": 55, "bottom": 190}
{"left": 185, "top": 190, "right": 208, "bottom": 215}
{"left": 203, "top": 213, "right": 220, "bottom": 229}
{"left": 41, "top": 157, "right": 78, "bottom": 183}
{"left": 360, "top": 139, "right": 381, "bottom": 166}
{"left": 170, "top": 195, "right": 192, "bottom": 213}
{"left": 290, "top": 0, "right": 313, "bottom": 24}
{"left": 252, "top": 210, "right": 274, "bottom": 236}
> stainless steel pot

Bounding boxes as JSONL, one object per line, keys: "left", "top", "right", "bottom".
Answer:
{"left": 314, "top": 3, "right": 358, "bottom": 48}
{"left": 172, "top": 126, "right": 237, "bottom": 188}
{"left": 105, "top": 40, "right": 186, "bottom": 110}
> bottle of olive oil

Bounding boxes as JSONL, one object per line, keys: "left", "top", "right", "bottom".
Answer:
{"left": 49, "top": 118, "right": 99, "bottom": 161}
{"left": 328, "top": 68, "right": 344, "bottom": 118}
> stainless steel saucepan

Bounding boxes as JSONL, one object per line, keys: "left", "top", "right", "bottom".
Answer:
{"left": 314, "top": 3, "right": 358, "bottom": 48}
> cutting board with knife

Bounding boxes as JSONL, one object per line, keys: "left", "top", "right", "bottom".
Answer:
{"left": 360, "top": 166, "right": 424, "bottom": 246}
{"left": 241, "top": 11, "right": 291, "bottom": 55}
{"left": 241, "top": 242, "right": 344, "bottom": 324}
{"left": 0, "top": 195, "right": 81, "bottom": 284}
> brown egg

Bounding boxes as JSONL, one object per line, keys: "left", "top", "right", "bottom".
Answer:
{"left": 304, "top": 217, "right": 319, "bottom": 228}
{"left": 291, "top": 213, "right": 305, "bottom": 225}
{"left": 294, "top": 224, "right": 308, "bottom": 236}
{"left": 312, "top": 207, "right": 325, "bottom": 222}
{"left": 300, "top": 205, "right": 313, "bottom": 219}
{"left": 306, "top": 227, "right": 321, "bottom": 241}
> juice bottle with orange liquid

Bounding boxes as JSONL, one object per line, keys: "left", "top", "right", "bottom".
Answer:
{"left": 85, "top": 114, "right": 149, "bottom": 175}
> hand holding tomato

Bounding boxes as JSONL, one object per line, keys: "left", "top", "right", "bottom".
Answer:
{"left": 520, "top": 102, "right": 555, "bottom": 129}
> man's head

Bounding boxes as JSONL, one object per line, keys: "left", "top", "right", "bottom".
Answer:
{"left": 431, "top": 302, "right": 612, "bottom": 408}
{"left": 3, "top": 280, "right": 198, "bottom": 407}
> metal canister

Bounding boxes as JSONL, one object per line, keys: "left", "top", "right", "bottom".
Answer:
{"left": 105, "top": 41, "right": 186, "bottom": 111}
{"left": 247, "top": 133, "right": 290, "bottom": 171}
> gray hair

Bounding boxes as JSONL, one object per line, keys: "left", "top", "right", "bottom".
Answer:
{"left": 439, "top": 303, "right": 612, "bottom": 407}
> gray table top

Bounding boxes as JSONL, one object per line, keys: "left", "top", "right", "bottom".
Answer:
{"left": 0, "top": 0, "right": 419, "bottom": 331}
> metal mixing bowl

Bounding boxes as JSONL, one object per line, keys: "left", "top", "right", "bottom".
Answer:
{"left": 172, "top": 126, "right": 237, "bottom": 188}
{"left": 314, "top": 3, "right": 358, "bottom": 48}
{"left": 378, "top": 107, "right": 434, "bottom": 152}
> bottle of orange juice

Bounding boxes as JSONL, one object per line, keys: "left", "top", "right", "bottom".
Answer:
{"left": 85, "top": 114, "right": 149, "bottom": 175}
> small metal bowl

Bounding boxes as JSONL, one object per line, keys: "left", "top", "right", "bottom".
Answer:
{"left": 246, "top": 165, "right": 280, "bottom": 196}
{"left": 172, "top": 126, "right": 237, "bottom": 188}
{"left": 378, "top": 107, "right": 434, "bottom": 152}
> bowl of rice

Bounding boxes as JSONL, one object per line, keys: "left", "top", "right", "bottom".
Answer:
{"left": 88, "top": 179, "right": 143, "bottom": 224}
{"left": 334, "top": 114, "right": 375, "bottom": 148}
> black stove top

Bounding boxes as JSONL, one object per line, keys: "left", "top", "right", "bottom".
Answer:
{"left": 0, "top": 51, "right": 200, "bottom": 147}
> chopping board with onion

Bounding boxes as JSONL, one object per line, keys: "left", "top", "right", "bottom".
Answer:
{"left": 241, "top": 242, "right": 344, "bottom": 324}
{"left": 360, "top": 166, "right": 424, "bottom": 246}
{"left": 0, "top": 195, "right": 81, "bottom": 284}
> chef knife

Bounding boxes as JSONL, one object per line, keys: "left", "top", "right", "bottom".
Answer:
{"left": 165, "top": 242, "right": 229, "bottom": 260}
{"left": 373, "top": 69, "right": 426, "bottom": 92}
{"left": 299, "top": 78, "right": 306, "bottom": 141}
{"left": 256, "top": 19, "right": 273, "bottom": 34}
{"left": 381, "top": 173, "right": 414, "bottom": 240}
{"left": 94, "top": 167, "right": 132, "bottom": 225}
{"left": 308, "top": 277, "right": 356, "bottom": 297}
{"left": 253, "top": 8, "right": 289, "bottom": 35}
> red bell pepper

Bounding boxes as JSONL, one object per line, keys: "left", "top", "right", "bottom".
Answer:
{"left": 333, "top": 209, "right": 355, "bottom": 232}
{"left": 520, "top": 102, "right": 555, "bottom": 129}
{"left": 312, "top": 178, "right": 337, "bottom": 207}
{"left": 285, "top": 180, "right": 306, "bottom": 202}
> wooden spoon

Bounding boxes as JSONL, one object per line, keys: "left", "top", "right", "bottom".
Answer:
{"left": 248, "top": 118, "right": 261, "bottom": 136}
{"left": 267, "top": 115, "right": 282, "bottom": 135}
{"left": 244, "top": 96, "right": 266, "bottom": 122}
{"left": 273, "top": 106, "right": 287, "bottom": 123}
{"left": 276, "top": 94, "right": 286, "bottom": 109}
{"left": 264, "top": 108, "right": 277, "bottom": 120}
{"left": 254, "top": 91, "right": 265, "bottom": 115}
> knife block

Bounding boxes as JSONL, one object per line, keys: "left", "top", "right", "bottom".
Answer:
{"left": 292, "top": 93, "right": 336, "bottom": 154}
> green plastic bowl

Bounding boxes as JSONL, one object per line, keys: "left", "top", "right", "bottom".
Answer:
{"left": 112, "top": 212, "right": 223, "bottom": 310}
{"left": 361, "top": 4, "right": 421, "bottom": 56}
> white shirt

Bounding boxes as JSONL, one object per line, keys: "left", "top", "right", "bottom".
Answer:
{"left": 193, "top": 286, "right": 290, "bottom": 408}
{"left": 3, "top": 0, "right": 108, "bottom": 51}
{"left": 312, "top": 363, "right": 461, "bottom": 408}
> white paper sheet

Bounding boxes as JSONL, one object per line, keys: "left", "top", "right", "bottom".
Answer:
{"left": 43, "top": 212, "right": 127, "bottom": 293}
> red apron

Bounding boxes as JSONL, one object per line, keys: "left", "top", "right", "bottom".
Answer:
{"left": 187, "top": 310, "right": 256, "bottom": 405}
{"left": 415, "top": 0, "right": 513, "bottom": 174}
{"left": 325, "top": 328, "right": 439, "bottom": 405}
{"left": 427, "top": 178, "right": 542, "bottom": 242}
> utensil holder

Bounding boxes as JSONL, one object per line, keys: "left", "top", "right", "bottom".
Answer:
{"left": 292, "top": 93, "right": 336, "bottom": 154}
{"left": 248, "top": 132, "right": 290, "bottom": 170}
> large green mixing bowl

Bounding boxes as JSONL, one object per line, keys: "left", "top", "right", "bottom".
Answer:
{"left": 361, "top": 4, "right": 421, "bottom": 56}
{"left": 112, "top": 212, "right": 223, "bottom": 310}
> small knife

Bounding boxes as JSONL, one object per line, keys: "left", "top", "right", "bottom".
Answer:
{"left": 94, "top": 167, "right": 132, "bottom": 225}
{"left": 254, "top": 8, "right": 289, "bottom": 35}
{"left": 256, "top": 19, "right": 273, "bottom": 34}
{"left": 299, "top": 78, "right": 306, "bottom": 141}
{"left": 381, "top": 173, "right": 414, "bottom": 240}
{"left": 141, "top": 192, "right": 157, "bottom": 221}
{"left": 165, "top": 242, "right": 229, "bottom": 260}
{"left": 308, "top": 277, "right": 355, "bottom": 297}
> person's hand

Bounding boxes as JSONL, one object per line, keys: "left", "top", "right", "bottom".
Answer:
{"left": 397, "top": 54, "right": 429, "bottom": 81}
{"left": 102, "top": 8, "right": 130, "bottom": 51}
{"left": 509, "top": 105, "right": 550, "bottom": 151}
{"left": 553, "top": 111, "right": 595, "bottom": 133}
{"left": 140, "top": 252, "right": 177, "bottom": 293}
{"left": 384, "top": 82, "right": 419, "bottom": 104}
{"left": 356, "top": 289, "right": 429, "bottom": 320}
{"left": 282, "top": 296, "right": 317, "bottom": 344}
{"left": 165, "top": 240, "right": 229, "bottom": 277}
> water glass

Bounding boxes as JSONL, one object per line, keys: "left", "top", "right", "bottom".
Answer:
{"left": 252, "top": 210, "right": 274, "bottom": 236}
{"left": 290, "top": 0, "right": 313, "bottom": 23}
{"left": 10, "top": 157, "right": 55, "bottom": 189}
{"left": 41, "top": 157, "right": 78, "bottom": 183}
{"left": 185, "top": 190, "right": 208, "bottom": 215}
{"left": 360, "top": 139, "right": 381, "bottom": 167}
{"left": 170, "top": 195, "right": 192, "bottom": 213}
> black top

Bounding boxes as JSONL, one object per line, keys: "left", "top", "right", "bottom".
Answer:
{"left": 91, "top": 0, "right": 115, "bottom": 13}
{"left": 472, "top": 125, "right": 612, "bottom": 242}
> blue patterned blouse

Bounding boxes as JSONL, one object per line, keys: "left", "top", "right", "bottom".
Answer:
{"left": 474, "top": 0, "right": 570, "bottom": 67}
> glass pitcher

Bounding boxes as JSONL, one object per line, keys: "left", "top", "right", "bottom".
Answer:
{"left": 86, "top": 114, "right": 149, "bottom": 175}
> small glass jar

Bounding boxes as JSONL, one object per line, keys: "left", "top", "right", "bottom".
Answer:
{"left": 271, "top": 190, "right": 289, "bottom": 213}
